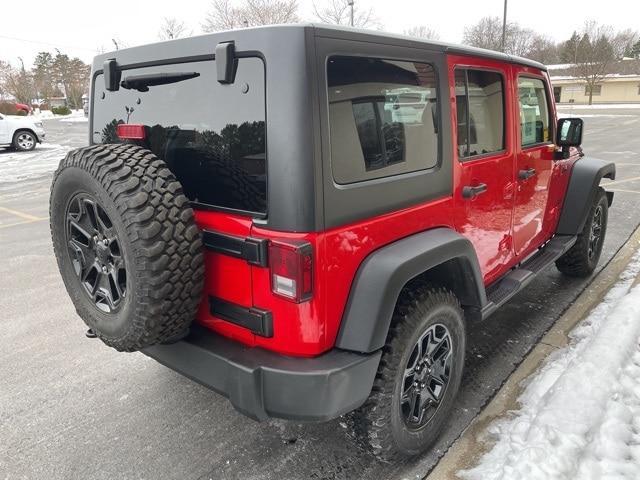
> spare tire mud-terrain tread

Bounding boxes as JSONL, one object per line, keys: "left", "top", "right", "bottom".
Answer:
{"left": 50, "top": 144, "right": 205, "bottom": 351}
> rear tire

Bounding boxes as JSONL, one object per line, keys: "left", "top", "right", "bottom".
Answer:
{"left": 353, "top": 286, "right": 466, "bottom": 462}
{"left": 50, "top": 144, "right": 205, "bottom": 351}
{"left": 556, "top": 187, "right": 608, "bottom": 277}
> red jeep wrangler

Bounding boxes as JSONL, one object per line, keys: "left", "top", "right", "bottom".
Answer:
{"left": 50, "top": 25, "right": 615, "bottom": 460}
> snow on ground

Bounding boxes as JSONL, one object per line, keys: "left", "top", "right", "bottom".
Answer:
{"left": 556, "top": 104, "right": 640, "bottom": 109}
{"left": 32, "top": 109, "right": 85, "bottom": 120}
{"left": 59, "top": 115, "right": 88, "bottom": 123}
{"left": 0, "top": 143, "right": 69, "bottom": 184}
{"left": 558, "top": 113, "right": 637, "bottom": 118}
{"left": 459, "top": 250, "right": 640, "bottom": 480}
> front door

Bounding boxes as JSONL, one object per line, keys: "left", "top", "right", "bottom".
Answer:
{"left": 451, "top": 58, "right": 516, "bottom": 285}
{"left": 512, "top": 72, "right": 555, "bottom": 257}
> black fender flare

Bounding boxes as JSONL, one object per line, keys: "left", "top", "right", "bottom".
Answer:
{"left": 556, "top": 156, "right": 615, "bottom": 235}
{"left": 335, "top": 228, "right": 486, "bottom": 353}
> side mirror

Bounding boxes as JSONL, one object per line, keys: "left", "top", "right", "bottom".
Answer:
{"left": 557, "top": 117, "right": 583, "bottom": 147}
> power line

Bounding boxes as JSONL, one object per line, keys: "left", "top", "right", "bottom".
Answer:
{"left": 0, "top": 34, "right": 97, "bottom": 52}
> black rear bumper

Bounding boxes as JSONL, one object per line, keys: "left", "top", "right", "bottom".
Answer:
{"left": 142, "top": 325, "right": 381, "bottom": 422}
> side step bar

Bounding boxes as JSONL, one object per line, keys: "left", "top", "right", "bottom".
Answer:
{"left": 481, "top": 234, "right": 577, "bottom": 319}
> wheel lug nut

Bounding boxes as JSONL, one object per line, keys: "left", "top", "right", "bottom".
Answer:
{"left": 103, "top": 239, "right": 109, "bottom": 246}
{"left": 102, "top": 266, "right": 108, "bottom": 273}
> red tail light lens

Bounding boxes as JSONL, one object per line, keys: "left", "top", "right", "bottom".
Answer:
{"left": 269, "top": 240, "right": 313, "bottom": 303}
{"left": 116, "top": 124, "right": 146, "bottom": 140}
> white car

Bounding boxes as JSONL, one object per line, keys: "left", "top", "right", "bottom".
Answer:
{"left": 0, "top": 113, "right": 46, "bottom": 151}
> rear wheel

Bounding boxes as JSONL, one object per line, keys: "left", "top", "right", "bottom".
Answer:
{"left": 50, "top": 144, "right": 205, "bottom": 351}
{"left": 556, "top": 187, "right": 608, "bottom": 277}
{"left": 353, "top": 286, "right": 466, "bottom": 461}
{"left": 13, "top": 130, "right": 36, "bottom": 151}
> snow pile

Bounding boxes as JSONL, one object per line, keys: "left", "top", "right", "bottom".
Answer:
{"left": 460, "top": 251, "right": 640, "bottom": 480}
{"left": 0, "top": 143, "right": 69, "bottom": 184}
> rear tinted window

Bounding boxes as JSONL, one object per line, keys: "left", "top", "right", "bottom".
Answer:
{"left": 92, "top": 58, "right": 266, "bottom": 215}
{"left": 327, "top": 56, "right": 439, "bottom": 184}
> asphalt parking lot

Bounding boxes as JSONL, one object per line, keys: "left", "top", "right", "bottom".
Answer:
{"left": 1, "top": 107, "right": 640, "bottom": 480}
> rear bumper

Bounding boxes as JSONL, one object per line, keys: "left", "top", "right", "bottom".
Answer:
{"left": 142, "top": 325, "right": 381, "bottom": 422}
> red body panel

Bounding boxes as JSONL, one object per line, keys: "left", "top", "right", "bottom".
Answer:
{"left": 194, "top": 55, "right": 574, "bottom": 357}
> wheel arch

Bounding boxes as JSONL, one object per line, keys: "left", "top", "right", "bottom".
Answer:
{"left": 335, "top": 228, "right": 486, "bottom": 354}
{"left": 13, "top": 128, "right": 39, "bottom": 143}
{"left": 556, "top": 156, "right": 615, "bottom": 235}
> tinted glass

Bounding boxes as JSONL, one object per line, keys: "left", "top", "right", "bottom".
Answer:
{"left": 455, "top": 69, "right": 504, "bottom": 159}
{"left": 327, "top": 56, "right": 439, "bottom": 184}
{"left": 92, "top": 58, "right": 266, "bottom": 214}
{"left": 518, "top": 77, "right": 551, "bottom": 147}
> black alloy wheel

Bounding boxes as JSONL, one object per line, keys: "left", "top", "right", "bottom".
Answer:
{"left": 401, "top": 323, "right": 453, "bottom": 429}
{"left": 65, "top": 193, "right": 127, "bottom": 314}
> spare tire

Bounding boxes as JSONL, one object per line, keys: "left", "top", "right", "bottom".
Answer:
{"left": 50, "top": 144, "right": 204, "bottom": 351}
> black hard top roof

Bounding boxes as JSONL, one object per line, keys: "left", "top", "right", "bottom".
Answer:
{"left": 307, "top": 23, "right": 546, "bottom": 71}
{"left": 93, "top": 23, "right": 546, "bottom": 72}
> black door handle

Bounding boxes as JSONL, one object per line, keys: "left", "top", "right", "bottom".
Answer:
{"left": 519, "top": 168, "right": 536, "bottom": 180}
{"left": 462, "top": 183, "right": 488, "bottom": 199}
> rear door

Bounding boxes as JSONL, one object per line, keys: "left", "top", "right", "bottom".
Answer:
{"left": 450, "top": 57, "right": 516, "bottom": 284}
{"left": 512, "top": 71, "right": 555, "bottom": 257}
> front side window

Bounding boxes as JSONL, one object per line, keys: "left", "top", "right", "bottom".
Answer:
{"left": 518, "top": 77, "right": 551, "bottom": 147}
{"left": 92, "top": 58, "right": 266, "bottom": 215}
{"left": 455, "top": 69, "right": 504, "bottom": 159}
{"left": 327, "top": 56, "right": 439, "bottom": 184}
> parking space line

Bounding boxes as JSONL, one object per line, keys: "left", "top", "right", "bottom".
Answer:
{"left": 0, "top": 218, "right": 47, "bottom": 230}
{"left": 603, "top": 175, "right": 640, "bottom": 187}
{"left": 608, "top": 188, "right": 640, "bottom": 195}
{"left": 0, "top": 206, "right": 47, "bottom": 222}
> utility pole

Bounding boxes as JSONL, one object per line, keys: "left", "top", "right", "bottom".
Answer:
{"left": 501, "top": 0, "right": 508, "bottom": 52}
{"left": 347, "top": 0, "right": 354, "bottom": 27}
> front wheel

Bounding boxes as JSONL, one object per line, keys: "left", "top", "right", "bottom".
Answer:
{"left": 556, "top": 187, "right": 608, "bottom": 277}
{"left": 13, "top": 130, "right": 37, "bottom": 151}
{"left": 353, "top": 286, "right": 466, "bottom": 461}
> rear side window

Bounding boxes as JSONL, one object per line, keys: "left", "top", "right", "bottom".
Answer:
{"left": 518, "top": 77, "right": 551, "bottom": 147}
{"left": 327, "top": 56, "right": 439, "bottom": 184}
{"left": 454, "top": 69, "right": 504, "bottom": 159}
{"left": 92, "top": 58, "right": 266, "bottom": 215}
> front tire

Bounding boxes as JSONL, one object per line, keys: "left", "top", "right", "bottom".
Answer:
{"left": 353, "top": 286, "right": 466, "bottom": 461}
{"left": 556, "top": 187, "right": 608, "bottom": 277}
{"left": 13, "top": 130, "right": 37, "bottom": 151}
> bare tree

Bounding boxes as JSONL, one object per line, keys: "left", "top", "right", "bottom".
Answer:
{"left": 159, "top": 17, "right": 191, "bottom": 40}
{"left": 462, "top": 16, "right": 535, "bottom": 57}
{"left": 572, "top": 21, "right": 618, "bottom": 105}
{"left": 404, "top": 25, "right": 440, "bottom": 41}
{"left": 203, "top": 0, "right": 299, "bottom": 32}
{"left": 3, "top": 59, "right": 35, "bottom": 105}
{"left": 611, "top": 28, "right": 639, "bottom": 58}
{"left": 312, "top": 0, "right": 379, "bottom": 29}
{"left": 526, "top": 34, "right": 560, "bottom": 64}
{"left": 462, "top": 16, "right": 504, "bottom": 51}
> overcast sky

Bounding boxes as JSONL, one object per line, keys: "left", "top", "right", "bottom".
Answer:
{"left": 1, "top": 0, "right": 638, "bottom": 67}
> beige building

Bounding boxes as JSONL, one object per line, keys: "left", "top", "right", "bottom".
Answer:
{"left": 549, "top": 59, "right": 640, "bottom": 104}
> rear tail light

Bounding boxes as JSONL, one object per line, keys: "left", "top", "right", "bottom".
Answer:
{"left": 269, "top": 240, "right": 313, "bottom": 303}
{"left": 116, "top": 124, "right": 146, "bottom": 140}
